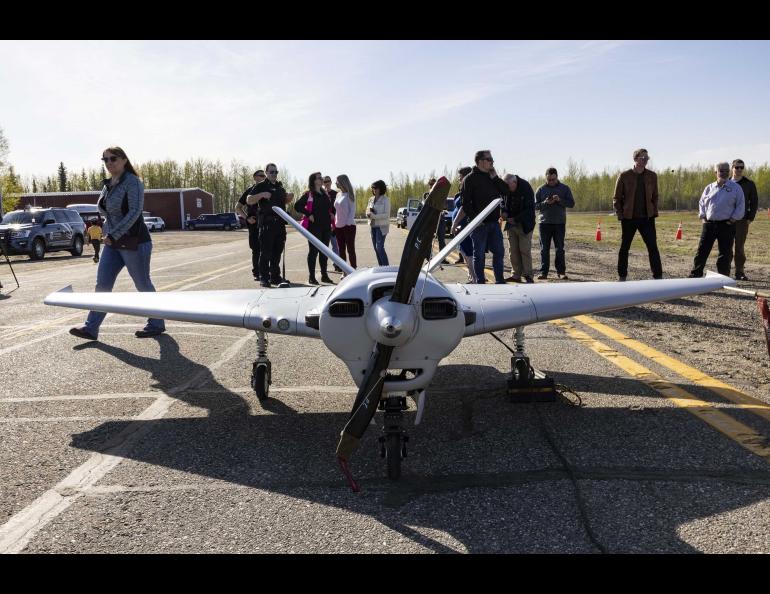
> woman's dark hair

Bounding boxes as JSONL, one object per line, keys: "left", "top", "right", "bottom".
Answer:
{"left": 458, "top": 166, "right": 472, "bottom": 177}
{"left": 104, "top": 146, "right": 139, "bottom": 178}
{"left": 371, "top": 180, "right": 387, "bottom": 196}
{"left": 545, "top": 167, "right": 558, "bottom": 177}
{"left": 307, "top": 171, "right": 323, "bottom": 193}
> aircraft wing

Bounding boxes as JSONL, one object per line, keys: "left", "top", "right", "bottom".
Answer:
{"left": 448, "top": 272, "right": 736, "bottom": 337}
{"left": 44, "top": 285, "right": 336, "bottom": 337}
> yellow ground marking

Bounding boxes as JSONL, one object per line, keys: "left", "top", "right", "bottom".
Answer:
{"left": 573, "top": 315, "right": 770, "bottom": 423}
{"left": 481, "top": 267, "right": 770, "bottom": 460}
{"left": 550, "top": 319, "right": 770, "bottom": 463}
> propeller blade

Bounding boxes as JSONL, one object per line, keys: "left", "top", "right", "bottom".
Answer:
{"left": 335, "top": 177, "right": 452, "bottom": 469}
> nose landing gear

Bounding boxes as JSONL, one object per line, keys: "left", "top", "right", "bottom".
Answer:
{"left": 378, "top": 395, "right": 409, "bottom": 480}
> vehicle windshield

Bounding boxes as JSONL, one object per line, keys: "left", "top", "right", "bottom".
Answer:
{"left": 1, "top": 211, "right": 39, "bottom": 225}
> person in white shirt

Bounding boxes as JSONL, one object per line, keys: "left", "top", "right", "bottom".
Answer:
{"left": 367, "top": 180, "right": 390, "bottom": 266}
{"left": 333, "top": 174, "right": 357, "bottom": 271}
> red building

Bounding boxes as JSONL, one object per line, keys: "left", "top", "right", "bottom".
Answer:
{"left": 13, "top": 188, "right": 214, "bottom": 230}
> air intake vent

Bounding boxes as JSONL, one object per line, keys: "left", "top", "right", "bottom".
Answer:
{"left": 422, "top": 298, "right": 457, "bottom": 320}
{"left": 328, "top": 299, "right": 364, "bottom": 317}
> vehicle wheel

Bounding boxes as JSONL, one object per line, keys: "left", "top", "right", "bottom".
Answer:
{"left": 189, "top": 224, "right": 196, "bottom": 230}
{"left": 160, "top": 225, "right": 165, "bottom": 232}
{"left": 70, "top": 236, "right": 84, "bottom": 256}
{"left": 385, "top": 433, "right": 402, "bottom": 480}
{"left": 30, "top": 238, "right": 46, "bottom": 260}
{"left": 224, "top": 224, "right": 232, "bottom": 231}
{"left": 252, "top": 365, "right": 270, "bottom": 401}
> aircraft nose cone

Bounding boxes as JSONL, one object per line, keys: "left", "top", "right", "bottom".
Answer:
{"left": 380, "top": 316, "right": 402, "bottom": 339}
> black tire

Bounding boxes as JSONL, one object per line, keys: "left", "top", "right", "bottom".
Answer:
{"left": 385, "top": 433, "right": 402, "bottom": 480}
{"left": 252, "top": 365, "right": 269, "bottom": 401}
{"left": 224, "top": 224, "right": 232, "bottom": 231}
{"left": 30, "top": 238, "right": 45, "bottom": 260}
{"left": 189, "top": 224, "right": 196, "bottom": 230}
{"left": 160, "top": 225, "right": 165, "bottom": 232}
{"left": 69, "top": 235, "right": 84, "bottom": 256}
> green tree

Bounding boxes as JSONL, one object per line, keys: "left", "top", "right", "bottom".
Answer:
{"left": 57, "top": 162, "right": 67, "bottom": 192}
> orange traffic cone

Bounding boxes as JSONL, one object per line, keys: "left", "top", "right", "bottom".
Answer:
{"left": 595, "top": 219, "right": 602, "bottom": 241}
{"left": 675, "top": 221, "right": 683, "bottom": 241}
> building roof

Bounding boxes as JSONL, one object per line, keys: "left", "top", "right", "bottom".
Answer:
{"left": 15, "top": 188, "right": 214, "bottom": 198}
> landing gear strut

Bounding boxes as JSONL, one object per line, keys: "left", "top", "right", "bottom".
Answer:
{"left": 251, "top": 330, "right": 272, "bottom": 401}
{"left": 507, "top": 326, "right": 557, "bottom": 402}
{"left": 378, "top": 395, "right": 409, "bottom": 480}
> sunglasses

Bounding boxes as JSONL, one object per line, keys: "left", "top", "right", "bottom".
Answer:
{"left": 267, "top": 170, "right": 278, "bottom": 174}
{"left": 734, "top": 165, "right": 745, "bottom": 170}
{"left": 323, "top": 179, "right": 331, "bottom": 183}
{"left": 480, "top": 157, "right": 494, "bottom": 163}
{"left": 101, "top": 156, "right": 121, "bottom": 163}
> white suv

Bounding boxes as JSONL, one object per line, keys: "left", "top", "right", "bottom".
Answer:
{"left": 144, "top": 216, "right": 166, "bottom": 232}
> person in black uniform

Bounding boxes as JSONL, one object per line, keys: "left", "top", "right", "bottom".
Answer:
{"left": 294, "top": 171, "right": 335, "bottom": 285}
{"left": 236, "top": 170, "right": 266, "bottom": 281}
{"left": 246, "top": 163, "right": 290, "bottom": 288}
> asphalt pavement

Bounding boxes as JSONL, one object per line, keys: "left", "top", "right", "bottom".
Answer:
{"left": 1, "top": 225, "right": 769, "bottom": 553}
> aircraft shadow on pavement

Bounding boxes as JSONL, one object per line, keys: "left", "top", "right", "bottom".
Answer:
{"left": 69, "top": 346, "right": 770, "bottom": 553}
{"left": 596, "top": 305, "right": 737, "bottom": 331}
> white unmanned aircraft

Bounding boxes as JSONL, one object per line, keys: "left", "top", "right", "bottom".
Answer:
{"left": 45, "top": 177, "right": 735, "bottom": 491}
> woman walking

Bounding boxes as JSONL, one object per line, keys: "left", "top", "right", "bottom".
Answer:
{"left": 69, "top": 146, "right": 165, "bottom": 340}
{"left": 294, "top": 171, "right": 335, "bottom": 285}
{"left": 367, "top": 180, "right": 390, "bottom": 266}
{"left": 333, "top": 174, "right": 357, "bottom": 272}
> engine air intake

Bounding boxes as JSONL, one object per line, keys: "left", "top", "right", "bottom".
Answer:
{"left": 328, "top": 299, "right": 364, "bottom": 317}
{"left": 422, "top": 297, "right": 457, "bottom": 320}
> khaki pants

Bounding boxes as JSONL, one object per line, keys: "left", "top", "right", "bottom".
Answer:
{"left": 506, "top": 224, "right": 533, "bottom": 279}
{"left": 733, "top": 219, "right": 750, "bottom": 275}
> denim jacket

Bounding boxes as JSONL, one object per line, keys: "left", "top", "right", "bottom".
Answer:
{"left": 97, "top": 172, "right": 145, "bottom": 241}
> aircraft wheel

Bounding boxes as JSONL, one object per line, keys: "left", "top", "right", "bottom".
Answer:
{"left": 385, "top": 433, "right": 402, "bottom": 480}
{"left": 252, "top": 364, "right": 270, "bottom": 401}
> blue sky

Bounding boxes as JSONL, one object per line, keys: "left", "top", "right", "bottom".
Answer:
{"left": 2, "top": 40, "right": 769, "bottom": 186}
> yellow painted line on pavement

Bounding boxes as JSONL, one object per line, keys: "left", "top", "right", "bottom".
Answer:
{"left": 550, "top": 319, "right": 770, "bottom": 463}
{"left": 573, "top": 315, "right": 770, "bottom": 424}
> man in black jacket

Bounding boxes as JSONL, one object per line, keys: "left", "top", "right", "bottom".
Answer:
{"left": 460, "top": 150, "right": 508, "bottom": 284}
{"left": 237, "top": 170, "right": 266, "bottom": 281}
{"left": 731, "top": 159, "right": 759, "bottom": 281}
{"left": 501, "top": 173, "right": 536, "bottom": 283}
{"left": 247, "top": 163, "right": 289, "bottom": 287}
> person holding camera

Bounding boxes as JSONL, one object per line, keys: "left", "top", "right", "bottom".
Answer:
{"left": 367, "top": 180, "right": 390, "bottom": 266}
{"left": 535, "top": 167, "right": 575, "bottom": 280}
{"left": 69, "top": 146, "right": 165, "bottom": 341}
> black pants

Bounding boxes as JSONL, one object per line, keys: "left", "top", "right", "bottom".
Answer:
{"left": 617, "top": 218, "right": 663, "bottom": 279}
{"left": 436, "top": 216, "right": 447, "bottom": 251}
{"left": 539, "top": 223, "right": 566, "bottom": 275}
{"left": 92, "top": 239, "right": 101, "bottom": 260}
{"left": 258, "top": 221, "right": 286, "bottom": 283}
{"left": 691, "top": 220, "right": 735, "bottom": 277}
{"left": 307, "top": 226, "right": 331, "bottom": 279}
{"left": 247, "top": 223, "right": 260, "bottom": 278}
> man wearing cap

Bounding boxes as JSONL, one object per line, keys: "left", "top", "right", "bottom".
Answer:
{"left": 688, "top": 162, "right": 745, "bottom": 278}
{"left": 247, "top": 163, "right": 290, "bottom": 287}
{"left": 731, "top": 159, "right": 758, "bottom": 281}
{"left": 237, "top": 170, "right": 266, "bottom": 281}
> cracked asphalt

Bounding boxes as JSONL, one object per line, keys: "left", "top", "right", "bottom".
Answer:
{"left": 1, "top": 223, "right": 769, "bottom": 553}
